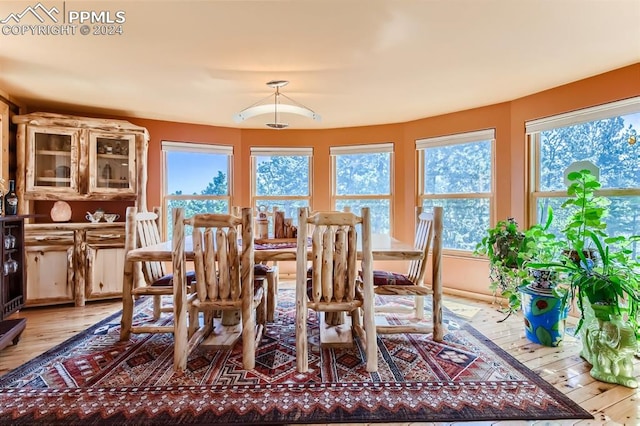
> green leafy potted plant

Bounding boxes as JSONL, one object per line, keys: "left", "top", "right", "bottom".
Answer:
{"left": 474, "top": 210, "right": 569, "bottom": 344}
{"left": 528, "top": 168, "right": 640, "bottom": 388}
{"left": 474, "top": 217, "right": 528, "bottom": 319}
{"left": 530, "top": 232, "right": 640, "bottom": 388}
{"left": 521, "top": 211, "right": 567, "bottom": 288}
{"left": 561, "top": 168, "right": 609, "bottom": 263}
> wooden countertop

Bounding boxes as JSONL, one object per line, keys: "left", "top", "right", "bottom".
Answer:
{"left": 25, "top": 222, "right": 125, "bottom": 231}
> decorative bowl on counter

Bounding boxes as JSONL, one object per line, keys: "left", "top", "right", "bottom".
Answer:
{"left": 103, "top": 213, "right": 120, "bottom": 223}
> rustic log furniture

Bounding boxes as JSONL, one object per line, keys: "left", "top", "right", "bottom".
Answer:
{"left": 295, "top": 207, "right": 378, "bottom": 373}
{"left": 234, "top": 206, "right": 280, "bottom": 322}
{"left": 171, "top": 207, "right": 265, "bottom": 371}
{"left": 125, "top": 234, "right": 421, "bottom": 265}
{"left": 13, "top": 112, "right": 149, "bottom": 307}
{"left": 120, "top": 206, "right": 191, "bottom": 342}
{"left": 122, "top": 220, "right": 422, "bottom": 367}
{"left": 14, "top": 112, "right": 148, "bottom": 208}
{"left": 374, "top": 206, "right": 444, "bottom": 341}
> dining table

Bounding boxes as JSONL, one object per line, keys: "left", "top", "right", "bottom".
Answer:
{"left": 122, "top": 234, "right": 423, "bottom": 349}
{"left": 125, "top": 233, "right": 422, "bottom": 264}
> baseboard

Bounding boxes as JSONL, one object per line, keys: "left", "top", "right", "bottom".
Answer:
{"left": 442, "top": 288, "right": 503, "bottom": 305}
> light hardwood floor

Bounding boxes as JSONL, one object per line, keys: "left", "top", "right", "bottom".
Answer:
{"left": 1, "top": 282, "right": 638, "bottom": 426}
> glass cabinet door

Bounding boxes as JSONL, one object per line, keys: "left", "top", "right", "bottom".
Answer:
{"left": 27, "top": 127, "right": 79, "bottom": 194}
{"left": 89, "top": 132, "right": 136, "bottom": 195}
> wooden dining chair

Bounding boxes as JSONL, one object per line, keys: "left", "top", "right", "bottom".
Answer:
{"left": 295, "top": 207, "right": 378, "bottom": 373}
{"left": 233, "top": 206, "right": 280, "bottom": 322}
{"left": 172, "top": 207, "right": 266, "bottom": 371}
{"left": 120, "top": 206, "right": 195, "bottom": 342}
{"left": 373, "top": 206, "right": 444, "bottom": 341}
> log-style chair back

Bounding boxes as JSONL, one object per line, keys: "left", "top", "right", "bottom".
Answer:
{"left": 232, "top": 206, "right": 280, "bottom": 322}
{"left": 374, "top": 206, "right": 444, "bottom": 340}
{"left": 405, "top": 208, "right": 435, "bottom": 285}
{"left": 189, "top": 213, "right": 243, "bottom": 306}
{"left": 295, "top": 207, "right": 377, "bottom": 373}
{"left": 136, "top": 208, "right": 166, "bottom": 285}
{"left": 120, "top": 206, "right": 178, "bottom": 342}
{"left": 172, "top": 207, "right": 265, "bottom": 371}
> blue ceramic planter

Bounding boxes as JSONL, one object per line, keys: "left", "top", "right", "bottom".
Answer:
{"left": 520, "top": 285, "right": 567, "bottom": 347}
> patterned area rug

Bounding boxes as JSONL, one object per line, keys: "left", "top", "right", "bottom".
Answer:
{"left": 0, "top": 291, "right": 591, "bottom": 425}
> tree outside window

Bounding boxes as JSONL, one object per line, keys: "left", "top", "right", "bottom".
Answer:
{"left": 251, "top": 147, "right": 312, "bottom": 229}
{"left": 162, "top": 142, "right": 232, "bottom": 237}
{"left": 417, "top": 130, "right": 494, "bottom": 251}
{"left": 529, "top": 102, "right": 640, "bottom": 258}
{"left": 331, "top": 144, "right": 393, "bottom": 235}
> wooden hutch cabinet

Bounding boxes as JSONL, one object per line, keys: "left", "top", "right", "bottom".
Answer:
{"left": 13, "top": 112, "right": 148, "bottom": 307}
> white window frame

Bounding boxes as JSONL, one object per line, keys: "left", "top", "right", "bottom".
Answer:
{"left": 330, "top": 143, "right": 394, "bottom": 235}
{"left": 416, "top": 129, "right": 495, "bottom": 253}
{"left": 161, "top": 141, "right": 233, "bottom": 238}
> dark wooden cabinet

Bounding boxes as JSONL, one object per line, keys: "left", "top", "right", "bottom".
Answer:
{"left": 0, "top": 216, "right": 26, "bottom": 352}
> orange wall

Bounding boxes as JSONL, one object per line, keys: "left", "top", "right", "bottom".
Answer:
{"left": 20, "top": 63, "right": 640, "bottom": 297}
{"left": 124, "top": 118, "right": 243, "bottom": 211}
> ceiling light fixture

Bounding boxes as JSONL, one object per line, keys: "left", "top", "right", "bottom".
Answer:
{"left": 233, "top": 80, "right": 321, "bottom": 129}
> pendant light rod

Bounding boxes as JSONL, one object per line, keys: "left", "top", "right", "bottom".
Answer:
{"left": 270, "top": 85, "right": 283, "bottom": 128}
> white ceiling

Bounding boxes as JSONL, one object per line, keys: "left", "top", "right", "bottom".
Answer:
{"left": 1, "top": 0, "right": 639, "bottom": 129}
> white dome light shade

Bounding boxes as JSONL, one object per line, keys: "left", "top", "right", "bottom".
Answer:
{"left": 233, "top": 103, "right": 321, "bottom": 123}
{"left": 233, "top": 80, "right": 321, "bottom": 129}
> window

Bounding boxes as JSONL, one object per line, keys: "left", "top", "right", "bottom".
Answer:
{"left": 162, "top": 141, "right": 233, "bottom": 237}
{"left": 251, "top": 147, "right": 312, "bottom": 226}
{"left": 331, "top": 143, "right": 393, "bottom": 234}
{"left": 417, "top": 130, "right": 495, "bottom": 251}
{"left": 527, "top": 97, "right": 640, "bottom": 257}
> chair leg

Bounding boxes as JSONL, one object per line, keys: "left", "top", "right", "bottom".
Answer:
{"left": 153, "top": 295, "right": 162, "bottom": 320}
{"left": 259, "top": 281, "right": 267, "bottom": 327}
{"left": 433, "top": 289, "right": 444, "bottom": 342}
{"left": 296, "top": 290, "right": 309, "bottom": 373}
{"left": 351, "top": 307, "right": 362, "bottom": 330}
{"left": 174, "top": 298, "right": 188, "bottom": 372}
{"left": 363, "top": 313, "right": 378, "bottom": 372}
{"left": 266, "top": 269, "right": 278, "bottom": 321}
{"left": 188, "top": 306, "right": 199, "bottom": 338}
{"left": 362, "top": 286, "right": 378, "bottom": 373}
{"left": 242, "top": 299, "right": 256, "bottom": 370}
{"left": 120, "top": 260, "right": 135, "bottom": 341}
{"left": 415, "top": 295, "right": 425, "bottom": 320}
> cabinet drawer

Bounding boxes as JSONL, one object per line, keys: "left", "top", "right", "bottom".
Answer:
{"left": 24, "top": 230, "right": 75, "bottom": 246}
{"left": 86, "top": 229, "right": 125, "bottom": 246}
